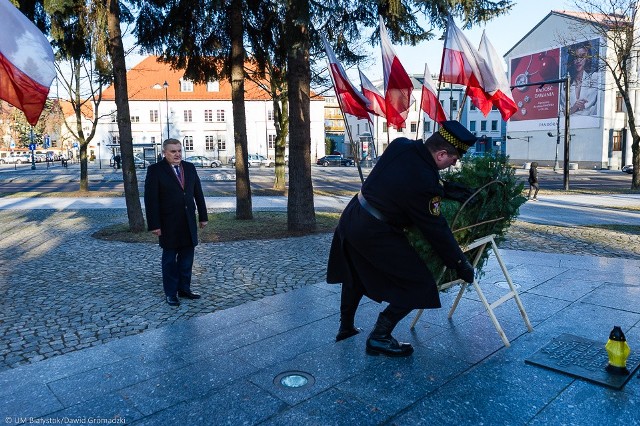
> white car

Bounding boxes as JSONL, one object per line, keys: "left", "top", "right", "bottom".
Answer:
{"left": 185, "top": 156, "right": 222, "bottom": 168}
{"left": 0, "top": 154, "right": 31, "bottom": 164}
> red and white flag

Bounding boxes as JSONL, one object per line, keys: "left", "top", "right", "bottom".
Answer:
{"left": 478, "top": 31, "right": 517, "bottom": 121}
{"left": 0, "top": 0, "right": 55, "bottom": 126}
{"left": 322, "top": 37, "right": 371, "bottom": 122}
{"left": 439, "top": 15, "right": 498, "bottom": 116}
{"left": 420, "top": 63, "right": 447, "bottom": 124}
{"left": 359, "top": 70, "right": 386, "bottom": 118}
{"left": 379, "top": 16, "right": 414, "bottom": 130}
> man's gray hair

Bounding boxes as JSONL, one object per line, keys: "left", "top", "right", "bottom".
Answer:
{"left": 162, "top": 138, "right": 182, "bottom": 151}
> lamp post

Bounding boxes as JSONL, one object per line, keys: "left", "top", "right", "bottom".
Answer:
{"left": 153, "top": 81, "right": 170, "bottom": 140}
{"left": 506, "top": 135, "right": 532, "bottom": 163}
{"left": 97, "top": 142, "right": 101, "bottom": 169}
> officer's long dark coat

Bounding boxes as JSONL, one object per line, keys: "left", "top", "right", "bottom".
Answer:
{"left": 144, "top": 160, "right": 208, "bottom": 249}
{"left": 327, "top": 138, "right": 467, "bottom": 309}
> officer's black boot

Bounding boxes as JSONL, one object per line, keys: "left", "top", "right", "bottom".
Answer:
{"left": 366, "top": 312, "right": 413, "bottom": 357}
{"left": 336, "top": 283, "right": 363, "bottom": 342}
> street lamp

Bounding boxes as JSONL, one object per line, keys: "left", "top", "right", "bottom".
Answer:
{"left": 153, "top": 81, "right": 170, "bottom": 140}
{"left": 506, "top": 135, "right": 532, "bottom": 162}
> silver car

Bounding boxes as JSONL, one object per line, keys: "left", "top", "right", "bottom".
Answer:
{"left": 185, "top": 155, "right": 222, "bottom": 168}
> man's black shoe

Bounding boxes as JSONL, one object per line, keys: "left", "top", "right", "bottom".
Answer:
{"left": 365, "top": 336, "right": 414, "bottom": 357}
{"left": 166, "top": 295, "right": 180, "bottom": 306}
{"left": 178, "top": 290, "right": 201, "bottom": 299}
{"left": 336, "top": 326, "right": 362, "bottom": 342}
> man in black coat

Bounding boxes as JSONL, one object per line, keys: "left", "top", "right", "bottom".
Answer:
{"left": 144, "top": 138, "right": 209, "bottom": 306}
{"left": 327, "top": 121, "right": 476, "bottom": 357}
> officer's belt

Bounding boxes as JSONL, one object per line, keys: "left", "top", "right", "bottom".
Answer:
{"left": 357, "top": 191, "right": 388, "bottom": 223}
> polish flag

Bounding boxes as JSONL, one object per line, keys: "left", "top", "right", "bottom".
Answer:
{"left": 359, "top": 70, "right": 386, "bottom": 118}
{"left": 439, "top": 16, "right": 498, "bottom": 116}
{"left": 478, "top": 31, "right": 517, "bottom": 121}
{"left": 322, "top": 37, "right": 371, "bottom": 122}
{"left": 0, "top": 0, "right": 55, "bottom": 126}
{"left": 420, "top": 63, "right": 447, "bottom": 124}
{"left": 379, "top": 16, "right": 414, "bottom": 130}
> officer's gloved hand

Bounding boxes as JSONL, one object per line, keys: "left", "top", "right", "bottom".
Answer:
{"left": 442, "top": 181, "right": 477, "bottom": 205}
{"left": 455, "top": 258, "right": 475, "bottom": 283}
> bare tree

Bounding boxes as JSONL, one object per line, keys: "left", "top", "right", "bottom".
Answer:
{"left": 567, "top": 0, "right": 640, "bottom": 188}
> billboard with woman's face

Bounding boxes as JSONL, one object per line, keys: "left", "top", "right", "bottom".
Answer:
{"left": 509, "top": 38, "right": 601, "bottom": 131}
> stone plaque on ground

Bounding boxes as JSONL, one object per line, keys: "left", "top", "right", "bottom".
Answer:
{"left": 525, "top": 333, "right": 640, "bottom": 390}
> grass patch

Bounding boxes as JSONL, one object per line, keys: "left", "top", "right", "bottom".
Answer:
{"left": 93, "top": 211, "right": 340, "bottom": 243}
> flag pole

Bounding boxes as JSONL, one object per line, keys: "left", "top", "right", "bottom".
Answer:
{"left": 435, "top": 17, "right": 451, "bottom": 129}
{"left": 325, "top": 59, "right": 366, "bottom": 184}
{"left": 415, "top": 64, "right": 427, "bottom": 140}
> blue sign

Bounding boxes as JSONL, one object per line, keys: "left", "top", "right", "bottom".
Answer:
{"left": 72, "top": 142, "right": 79, "bottom": 148}
{"left": 44, "top": 135, "right": 50, "bottom": 148}
{"left": 29, "top": 143, "right": 36, "bottom": 151}
{"left": 9, "top": 142, "right": 15, "bottom": 148}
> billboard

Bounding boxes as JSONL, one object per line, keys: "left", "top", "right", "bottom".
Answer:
{"left": 509, "top": 38, "right": 601, "bottom": 131}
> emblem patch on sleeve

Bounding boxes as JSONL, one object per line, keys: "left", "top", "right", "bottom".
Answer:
{"left": 429, "top": 196, "right": 441, "bottom": 216}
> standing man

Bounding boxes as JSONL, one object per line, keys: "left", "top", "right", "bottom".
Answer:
{"left": 327, "top": 121, "right": 476, "bottom": 357}
{"left": 144, "top": 138, "right": 208, "bottom": 306}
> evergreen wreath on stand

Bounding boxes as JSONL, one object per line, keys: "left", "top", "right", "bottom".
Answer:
{"left": 406, "top": 152, "right": 527, "bottom": 289}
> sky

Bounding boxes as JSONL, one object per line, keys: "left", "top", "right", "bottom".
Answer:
{"left": 358, "top": 0, "right": 572, "bottom": 81}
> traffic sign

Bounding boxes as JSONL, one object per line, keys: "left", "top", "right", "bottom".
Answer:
{"left": 29, "top": 143, "right": 36, "bottom": 151}
{"left": 72, "top": 142, "right": 79, "bottom": 148}
{"left": 9, "top": 142, "right": 15, "bottom": 148}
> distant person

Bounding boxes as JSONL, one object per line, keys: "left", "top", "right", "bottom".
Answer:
{"left": 326, "top": 121, "right": 476, "bottom": 357}
{"left": 528, "top": 162, "right": 539, "bottom": 201}
{"left": 561, "top": 41, "right": 598, "bottom": 116}
{"left": 144, "top": 138, "right": 208, "bottom": 306}
{"left": 113, "top": 154, "right": 121, "bottom": 170}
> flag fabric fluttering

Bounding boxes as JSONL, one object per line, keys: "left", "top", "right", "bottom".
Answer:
{"left": 359, "top": 70, "right": 386, "bottom": 119}
{"left": 322, "top": 37, "right": 371, "bottom": 122}
{"left": 420, "top": 63, "right": 447, "bottom": 124}
{"left": 379, "top": 16, "right": 414, "bottom": 130}
{"left": 478, "top": 31, "right": 517, "bottom": 121}
{"left": 0, "top": 0, "right": 55, "bottom": 126}
{"left": 439, "top": 15, "right": 498, "bottom": 116}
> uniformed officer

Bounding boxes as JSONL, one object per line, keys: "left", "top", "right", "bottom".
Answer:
{"left": 326, "top": 120, "right": 477, "bottom": 357}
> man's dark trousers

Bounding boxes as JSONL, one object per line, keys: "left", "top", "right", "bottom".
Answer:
{"left": 161, "top": 246, "right": 195, "bottom": 297}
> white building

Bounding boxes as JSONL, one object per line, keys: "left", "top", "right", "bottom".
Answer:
{"left": 504, "top": 10, "right": 634, "bottom": 169}
{"left": 95, "top": 56, "right": 325, "bottom": 164}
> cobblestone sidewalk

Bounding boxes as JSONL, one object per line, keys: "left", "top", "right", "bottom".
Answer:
{"left": 0, "top": 209, "right": 638, "bottom": 372}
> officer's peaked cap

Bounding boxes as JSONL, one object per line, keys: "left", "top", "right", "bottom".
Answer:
{"left": 438, "top": 120, "right": 476, "bottom": 155}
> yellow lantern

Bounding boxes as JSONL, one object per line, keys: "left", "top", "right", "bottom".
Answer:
{"left": 605, "top": 326, "right": 631, "bottom": 375}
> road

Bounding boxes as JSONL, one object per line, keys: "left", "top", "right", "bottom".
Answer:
{"left": 0, "top": 162, "right": 635, "bottom": 193}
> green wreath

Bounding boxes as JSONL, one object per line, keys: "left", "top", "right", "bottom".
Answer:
{"left": 406, "top": 152, "right": 527, "bottom": 289}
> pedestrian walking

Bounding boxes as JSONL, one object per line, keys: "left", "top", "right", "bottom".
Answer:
{"left": 528, "top": 161, "right": 539, "bottom": 200}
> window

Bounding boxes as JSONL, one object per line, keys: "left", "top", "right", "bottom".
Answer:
{"left": 470, "top": 104, "right": 477, "bottom": 111}
{"left": 469, "top": 121, "right": 476, "bottom": 132}
{"left": 111, "top": 134, "right": 120, "bottom": 144}
{"left": 216, "top": 109, "right": 225, "bottom": 122}
{"left": 207, "top": 81, "right": 219, "bottom": 92}
{"left": 204, "top": 110, "right": 213, "bottom": 122}
{"left": 150, "top": 110, "right": 159, "bottom": 122}
{"left": 424, "top": 121, "right": 431, "bottom": 133}
{"left": 183, "top": 136, "right": 194, "bottom": 151}
{"left": 180, "top": 79, "right": 194, "bottom": 92}
{"left": 491, "top": 120, "right": 498, "bottom": 131}
{"left": 217, "top": 138, "right": 226, "bottom": 151}
{"left": 410, "top": 122, "right": 417, "bottom": 133}
{"left": 480, "top": 121, "right": 487, "bottom": 131}
{"left": 616, "top": 92, "right": 624, "bottom": 112}
{"left": 131, "top": 116, "right": 140, "bottom": 123}
{"left": 205, "top": 135, "right": 215, "bottom": 151}
{"left": 268, "top": 134, "right": 276, "bottom": 149}
{"left": 382, "top": 122, "right": 388, "bottom": 133}
{"left": 184, "top": 110, "right": 193, "bottom": 122}
{"left": 150, "top": 137, "right": 156, "bottom": 144}
{"left": 491, "top": 105, "right": 498, "bottom": 111}
{"left": 612, "top": 130, "right": 622, "bottom": 151}
{"left": 451, "top": 100, "right": 458, "bottom": 111}
{"left": 267, "top": 109, "right": 275, "bottom": 121}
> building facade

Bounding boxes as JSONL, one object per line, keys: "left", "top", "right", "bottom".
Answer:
{"left": 505, "top": 10, "right": 634, "bottom": 169}
{"left": 95, "top": 56, "right": 325, "bottom": 164}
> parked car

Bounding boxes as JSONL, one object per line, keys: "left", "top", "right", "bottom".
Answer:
{"left": 622, "top": 164, "right": 634, "bottom": 174}
{"left": 0, "top": 154, "right": 31, "bottom": 164}
{"left": 261, "top": 155, "right": 289, "bottom": 167}
{"left": 34, "top": 153, "right": 46, "bottom": 162}
{"left": 185, "top": 155, "right": 222, "bottom": 168}
{"left": 133, "top": 154, "right": 150, "bottom": 169}
{"left": 229, "top": 154, "right": 266, "bottom": 167}
{"left": 316, "top": 155, "right": 354, "bottom": 167}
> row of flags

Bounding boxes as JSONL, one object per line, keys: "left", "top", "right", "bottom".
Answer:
{"left": 324, "top": 15, "right": 517, "bottom": 132}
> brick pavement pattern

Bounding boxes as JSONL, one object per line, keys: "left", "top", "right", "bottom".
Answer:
{"left": 0, "top": 209, "right": 639, "bottom": 371}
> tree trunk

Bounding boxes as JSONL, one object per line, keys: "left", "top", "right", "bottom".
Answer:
{"left": 230, "top": 0, "right": 252, "bottom": 219}
{"left": 272, "top": 83, "right": 288, "bottom": 191}
{"left": 106, "top": 0, "right": 145, "bottom": 232}
{"left": 285, "top": 0, "right": 315, "bottom": 232}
